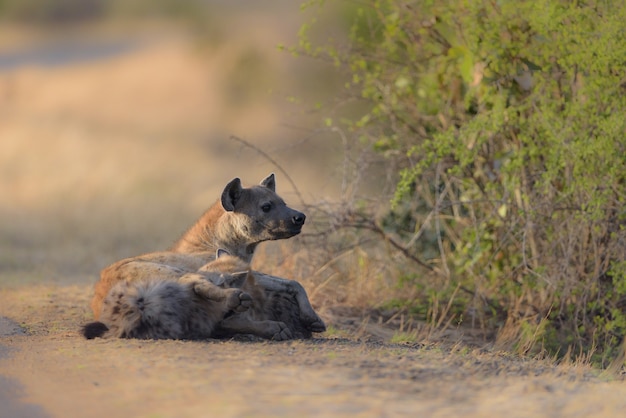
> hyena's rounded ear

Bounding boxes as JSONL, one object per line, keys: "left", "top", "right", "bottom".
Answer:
{"left": 260, "top": 173, "right": 276, "bottom": 192}
{"left": 216, "top": 248, "right": 230, "bottom": 259}
{"left": 221, "top": 178, "right": 242, "bottom": 211}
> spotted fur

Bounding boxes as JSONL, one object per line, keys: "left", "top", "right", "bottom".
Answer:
{"left": 82, "top": 259, "right": 252, "bottom": 340}
{"left": 200, "top": 251, "right": 316, "bottom": 340}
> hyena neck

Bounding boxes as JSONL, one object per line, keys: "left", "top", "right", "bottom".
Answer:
{"left": 170, "top": 202, "right": 258, "bottom": 262}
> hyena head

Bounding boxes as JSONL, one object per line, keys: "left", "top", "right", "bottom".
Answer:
{"left": 199, "top": 249, "right": 252, "bottom": 288}
{"left": 221, "top": 173, "right": 306, "bottom": 243}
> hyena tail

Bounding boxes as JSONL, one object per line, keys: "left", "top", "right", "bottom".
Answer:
{"left": 82, "top": 321, "right": 109, "bottom": 339}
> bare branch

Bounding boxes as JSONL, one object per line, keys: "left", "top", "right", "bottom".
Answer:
{"left": 230, "top": 135, "right": 305, "bottom": 206}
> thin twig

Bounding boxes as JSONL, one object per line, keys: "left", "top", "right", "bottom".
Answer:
{"left": 435, "top": 162, "right": 450, "bottom": 278}
{"left": 230, "top": 135, "right": 305, "bottom": 206}
{"left": 341, "top": 219, "right": 435, "bottom": 272}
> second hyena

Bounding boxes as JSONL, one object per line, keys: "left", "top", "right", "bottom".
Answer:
{"left": 203, "top": 250, "right": 315, "bottom": 340}
{"left": 82, "top": 256, "right": 253, "bottom": 340}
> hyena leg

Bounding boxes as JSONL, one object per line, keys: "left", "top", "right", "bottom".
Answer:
{"left": 252, "top": 272, "right": 326, "bottom": 333}
{"left": 218, "top": 315, "right": 293, "bottom": 341}
{"left": 179, "top": 274, "right": 252, "bottom": 313}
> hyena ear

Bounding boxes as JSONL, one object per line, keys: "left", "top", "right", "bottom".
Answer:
{"left": 260, "top": 173, "right": 276, "bottom": 192}
{"left": 216, "top": 248, "right": 230, "bottom": 259}
{"left": 232, "top": 271, "right": 248, "bottom": 280}
{"left": 221, "top": 178, "right": 242, "bottom": 211}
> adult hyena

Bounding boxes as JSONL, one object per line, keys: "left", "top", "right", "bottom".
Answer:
{"left": 90, "top": 174, "right": 325, "bottom": 334}
{"left": 82, "top": 254, "right": 254, "bottom": 340}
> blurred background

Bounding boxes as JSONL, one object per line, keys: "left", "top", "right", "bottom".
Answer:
{"left": 0, "top": 0, "right": 351, "bottom": 285}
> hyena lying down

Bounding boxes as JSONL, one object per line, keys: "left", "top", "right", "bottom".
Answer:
{"left": 202, "top": 250, "right": 316, "bottom": 340}
{"left": 88, "top": 174, "right": 324, "bottom": 337}
{"left": 83, "top": 251, "right": 309, "bottom": 340}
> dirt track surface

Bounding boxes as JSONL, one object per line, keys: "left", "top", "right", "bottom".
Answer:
{"left": 0, "top": 285, "right": 625, "bottom": 418}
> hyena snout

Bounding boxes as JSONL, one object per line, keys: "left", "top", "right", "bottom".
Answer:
{"left": 292, "top": 211, "right": 306, "bottom": 227}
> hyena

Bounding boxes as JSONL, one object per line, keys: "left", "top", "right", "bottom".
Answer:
{"left": 82, "top": 254, "right": 253, "bottom": 340}
{"left": 202, "top": 250, "right": 315, "bottom": 340}
{"left": 90, "top": 174, "right": 325, "bottom": 335}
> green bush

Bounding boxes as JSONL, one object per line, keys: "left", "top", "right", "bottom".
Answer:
{"left": 297, "top": 0, "right": 626, "bottom": 366}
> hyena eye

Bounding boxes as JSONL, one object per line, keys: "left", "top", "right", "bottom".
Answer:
{"left": 261, "top": 203, "right": 272, "bottom": 213}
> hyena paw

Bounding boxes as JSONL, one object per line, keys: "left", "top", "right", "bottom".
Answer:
{"left": 227, "top": 289, "right": 252, "bottom": 313}
{"left": 302, "top": 313, "right": 326, "bottom": 333}
{"left": 270, "top": 321, "right": 293, "bottom": 341}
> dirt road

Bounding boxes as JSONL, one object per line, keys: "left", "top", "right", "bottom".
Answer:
{"left": 0, "top": 285, "right": 625, "bottom": 418}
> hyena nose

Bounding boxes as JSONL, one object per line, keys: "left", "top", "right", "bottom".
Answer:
{"left": 292, "top": 213, "right": 306, "bottom": 226}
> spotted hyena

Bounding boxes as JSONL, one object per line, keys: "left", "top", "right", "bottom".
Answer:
{"left": 89, "top": 174, "right": 325, "bottom": 336}
{"left": 202, "top": 250, "right": 317, "bottom": 340}
{"left": 83, "top": 250, "right": 309, "bottom": 341}
{"left": 82, "top": 252, "right": 253, "bottom": 340}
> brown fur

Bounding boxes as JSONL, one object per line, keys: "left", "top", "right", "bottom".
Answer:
{"left": 92, "top": 252, "right": 211, "bottom": 319}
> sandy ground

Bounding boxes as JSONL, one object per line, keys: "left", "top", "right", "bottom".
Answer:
{"left": 0, "top": 285, "right": 626, "bottom": 418}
